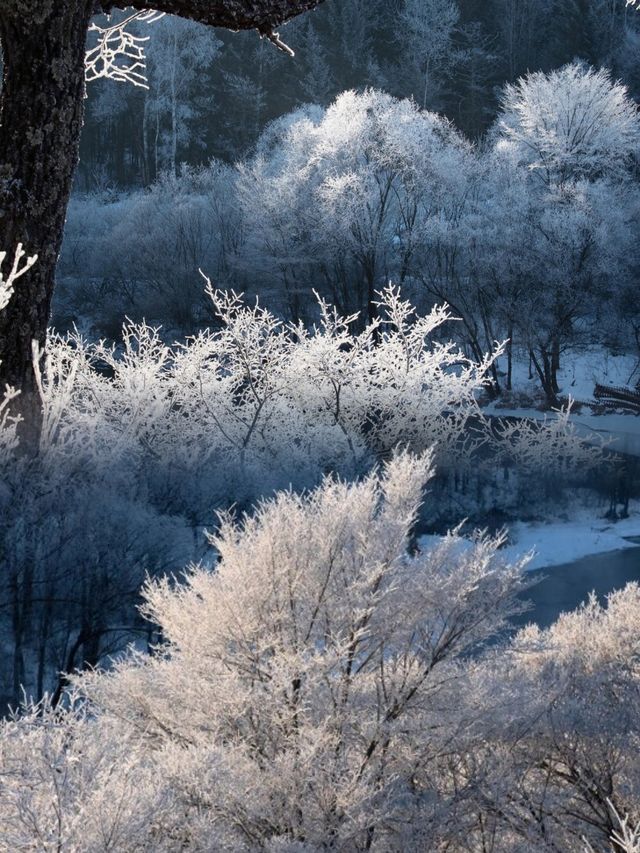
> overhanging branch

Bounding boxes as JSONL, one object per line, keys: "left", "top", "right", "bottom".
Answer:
{"left": 110, "top": 0, "right": 325, "bottom": 54}
{"left": 86, "top": 10, "right": 166, "bottom": 88}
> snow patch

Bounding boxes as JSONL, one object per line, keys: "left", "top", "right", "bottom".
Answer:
{"left": 419, "top": 514, "right": 640, "bottom": 572}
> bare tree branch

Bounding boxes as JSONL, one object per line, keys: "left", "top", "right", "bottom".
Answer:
{"left": 109, "top": 0, "right": 326, "bottom": 55}
{"left": 86, "top": 10, "right": 166, "bottom": 88}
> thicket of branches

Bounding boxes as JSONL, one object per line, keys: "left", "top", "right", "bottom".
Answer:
{"left": 1, "top": 453, "right": 638, "bottom": 852}
{"left": 60, "top": 64, "right": 640, "bottom": 405}
{"left": 0, "top": 245, "right": 602, "bottom": 710}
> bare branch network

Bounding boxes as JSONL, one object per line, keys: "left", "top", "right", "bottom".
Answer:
{"left": 85, "top": 10, "right": 166, "bottom": 88}
{"left": 85, "top": 1, "right": 305, "bottom": 88}
{"left": 0, "top": 244, "right": 38, "bottom": 313}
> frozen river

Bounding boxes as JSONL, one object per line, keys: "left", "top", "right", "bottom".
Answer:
{"left": 514, "top": 540, "right": 640, "bottom": 629}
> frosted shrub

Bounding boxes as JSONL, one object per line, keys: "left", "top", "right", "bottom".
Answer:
{"left": 1, "top": 284, "right": 502, "bottom": 704}
{"left": 0, "top": 452, "right": 527, "bottom": 851}
{"left": 36, "top": 284, "right": 496, "bottom": 511}
{"left": 4, "top": 455, "right": 638, "bottom": 850}
{"left": 492, "top": 401, "right": 606, "bottom": 476}
{"left": 471, "top": 584, "right": 640, "bottom": 852}
{"left": 0, "top": 700, "right": 176, "bottom": 851}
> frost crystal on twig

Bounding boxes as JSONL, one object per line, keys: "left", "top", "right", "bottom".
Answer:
{"left": 85, "top": 10, "right": 165, "bottom": 89}
{"left": 0, "top": 244, "right": 37, "bottom": 454}
{"left": 0, "top": 243, "right": 37, "bottom": 312}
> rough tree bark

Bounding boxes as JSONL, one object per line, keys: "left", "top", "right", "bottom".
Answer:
{"left": 0, "top": 0, "right": 93, "bottom": 413}
{"left": 0, "top": 0, "right": 325, "bottom": 415}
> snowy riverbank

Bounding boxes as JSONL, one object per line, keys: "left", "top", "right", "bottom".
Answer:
{"left": 484, "top": 347, "right": 640, "bottom": 456}
{"left": 420, "top": 513, "right": 640, "bottom": 573}
{"left": 502, "top": 514, "right": 640, "bottom": 571}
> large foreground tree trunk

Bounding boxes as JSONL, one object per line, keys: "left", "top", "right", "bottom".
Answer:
{"left": 0, "top": 0, "right": 92, "bottom": 410}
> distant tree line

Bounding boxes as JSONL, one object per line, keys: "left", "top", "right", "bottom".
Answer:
{"left": 77, "top": 0, "right": 640, "bottom": 187}
{"left": 61, "top": 64, "right": 640, "bottom": 406}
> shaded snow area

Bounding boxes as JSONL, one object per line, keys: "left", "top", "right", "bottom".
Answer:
{"left": 494, "top": 346, "right": 640, "bottom": 404}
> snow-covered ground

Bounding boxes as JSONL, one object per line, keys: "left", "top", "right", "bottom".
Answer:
{"left": 419, "top": 509, "right": 640, "bottom": 572}
{"left": 494, "top": 346, "right": 640, "bottom": 403}
{"left": 502, "top": 513, "right": 640, "bottom": 571}
{"left": 485, "top": 347, "right": 640, "bottom": 455}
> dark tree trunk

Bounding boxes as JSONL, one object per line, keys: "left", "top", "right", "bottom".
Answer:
{"left": 551, "top": 335, "right": 561, "bottom": 392}
{"left": 0, "top": 0, "right": 323, "bottom": 420}
{"left": 529, "top": 347, "right": 560, "bottom": 408}
{"left": 0, "top": 0, "right": 92, "bottom": 409}
{"left": 506, "top": 324, "right": 513, "bottom": 391}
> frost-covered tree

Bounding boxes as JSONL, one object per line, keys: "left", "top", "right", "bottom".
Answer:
{"left": 395, "top": 0, "right": 460, "bottom": 109}
{"left": 473, "top": 583, "right": 640, "bottom": 851}
{"left": 471, "top": 163, "right": 609, "bottom": 403}
{"left": 0, "top": 0, "right": 325, "bottom": 403}
{"left": 482, "top": 62, "right": 640, "bottom": 401}
{"left": 142, "top": 15, "right": 222, "bottom": 178}
{"left": 0, "top": 452, "right": 529, "bottom": 850}
{"left": 494, "top": 61, "right": 640, "bottom": 185}
{"left": 490, "top": 0, "right": 554, "bottom": 80}
{"left": 239, "top": 90, "right": 472, "bottom": 321}
{"left": 324, "top": 0, "right": 387, "bottom": 90}
{"left": 294, "top": 17, "right": 334, "bottom": 103}
{"left": 3, "top": 459, "right": 639, "bottom": 850}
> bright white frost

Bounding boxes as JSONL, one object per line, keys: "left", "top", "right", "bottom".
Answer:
{"left": 0, "top": 260, "right": 601, "bottom": 716}
{"left": 0, "top": 244, "right": 37, "bottom": 316}
{"left": 60, "top": 81, "right": 640, "bottom": 405}
{"left": 0, "top": 452, "right": 528, "bottom": 851}
{"left": 495, "top": 62, "right": 640, "bottom": 184}
{"left": 32, "top": 285, "right": 495, "bottom": 501}
{"left": 0, "top": 245, "right": 37, "bottom": 460}
{"left": 31, "top": 279, "right": 601, "bottom": 512}
{"left": 237, "top": 90, "right": 472, "bottom": 320}
{"left": 86, "top": 10, "right": 166, "bottom": 89}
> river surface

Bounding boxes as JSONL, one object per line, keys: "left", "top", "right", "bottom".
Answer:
{"left": 514, "top": 541, "right": 640, "bottom": 629}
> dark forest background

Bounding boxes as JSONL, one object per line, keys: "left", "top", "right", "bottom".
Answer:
{"left": 79, "top": 0, "right": 640, "bottom": 189}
